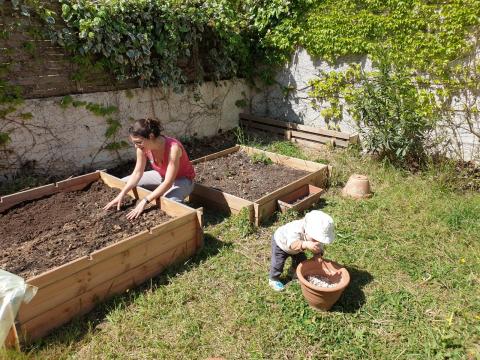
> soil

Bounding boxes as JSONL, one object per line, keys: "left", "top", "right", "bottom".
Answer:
{"left": 0, "top": 181, "right": 172, "bottom": 279}
{"left": 194, "top": 150, "right": 309, "bottom": 201}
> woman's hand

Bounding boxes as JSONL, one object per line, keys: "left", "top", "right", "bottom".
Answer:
{"left": 103, "top": 193, "right": 125, "bottom": 211}
{"left": 126, "top": 199, "right": 147, "bottom": 220}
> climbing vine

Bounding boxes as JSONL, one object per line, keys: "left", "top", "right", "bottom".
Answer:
{"left": 2, "top": 0, "right": 480, "bottom": 168}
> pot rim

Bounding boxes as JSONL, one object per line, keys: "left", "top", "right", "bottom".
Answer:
{"left": 296, "top": 258, "right": 350, "bottom": 292}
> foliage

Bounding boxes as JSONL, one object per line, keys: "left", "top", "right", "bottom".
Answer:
{"left": 250, "top": 152, "right": 273, "bottom": 165}
{"left": 304, "top": 1, "right": 480, "bottom": 164}
{"left": 352, "top": 64, "right": 438, "bottom": 167}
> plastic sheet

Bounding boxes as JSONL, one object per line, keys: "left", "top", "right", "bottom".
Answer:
{"left": 0, "top": 270, "right": 38, "bottom": 347}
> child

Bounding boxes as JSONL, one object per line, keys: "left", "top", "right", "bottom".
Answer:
{"left": 269, "top": 210, "right": 335, "bottom": 292}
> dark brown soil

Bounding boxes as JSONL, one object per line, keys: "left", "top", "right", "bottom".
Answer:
{"left": 194, "top": 151, "right": 309, "bottom": 201}
{"left": 183, "top": 130, "right": 238, "bottom": 160}
{"left": 0, "top": 181, "right": 172, "bottom": 279}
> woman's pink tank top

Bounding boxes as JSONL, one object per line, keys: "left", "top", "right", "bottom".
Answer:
{"left": 144, "top": 137, "right": 195, "bottom": 180}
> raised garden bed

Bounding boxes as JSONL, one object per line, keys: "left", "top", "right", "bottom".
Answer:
{"left": 0, "top": 171, "right": 203, "bottom": 342}
{"left": 277, "top": 184, "right": 325, "bottom": 213}
{"left": 189, "top": 145, "right": 329, "bottom": 225}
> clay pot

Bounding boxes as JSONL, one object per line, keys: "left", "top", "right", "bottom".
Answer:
{"left": 296, "top": 257, "right": 350, "bottom": 311}
{"left": 341, "top": 174, "right": 372, "bottom": 199}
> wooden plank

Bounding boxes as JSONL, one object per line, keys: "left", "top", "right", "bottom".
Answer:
{"left": 277, "top": 185, "right": 325, "bottom": 213}
{"left": 0, "top": 183, "right": 57, "bottom": 212}
{"left": 239, "top": 113, "right": 290, "bottom": 129}
{"left": 20, "top": 243, "right": 191, "bottom": 342}
{"left": 159, "top": 196, "right": 195, "bottom": 218}
{"left": 56, "top": 171, "right": 101, "bottom": 192}
{"left": 18, "top": 221, "right": 196, "bottom": 323}
{"left": 241, "top": 146, "right": 326, "bottom": 172}
{"left": 99, "top": 172, "right": 147, "bottom": 199}
{"left": 292, "top": 138, "right": 327, "bottom": 150}
{"left": 256, "top": 169, "right": 327, "bottom": 205}
{"left": 239, "top": 113, "right": 352, "bottom": 140}
{"left": 190, "top": 183, "right": 253, "bottom": 212}
{"left": 240, "top": 120, "right": 289, "bottom": 136}
{"left": 5, "top": 325, "right": 19, "bottom": 351}
{"left": 195, "top": 208, "right": 204, "bottom": 249}
{"left": 290, "top": 123, "right": 351, "bottom": 140}
{"left": 291, "top": 130, "right": 350, "bottom": 147}
{"left": 191, "top": 146, "right": 240, "bottom": 164}
{"left": 349, "top": 133, "right": 360, "bottom": 144}
{"left": 4, "top": 304, "right": 19, "bottom": 351}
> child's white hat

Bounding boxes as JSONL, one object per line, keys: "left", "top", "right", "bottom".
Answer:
{"left": 304, "top": 210, "right": 335, "bottom": 244}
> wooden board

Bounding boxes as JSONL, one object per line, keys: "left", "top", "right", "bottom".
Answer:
{"left": 189, "top": 183, "right": 254, "bottom": 222}
{"left": 241, "top": 146, "right": 326, "bottom": 172}
{"left": 191, "top": 146, "right": 241, "bottom": 165}
{"left": 277, "top": 184, "right": 325, "bottom": 213}
{"left": 290, "top": 130, "right": 350, "bottom": 147}
{"left": 239, "top": 113, "right": 358, "bottom": 148}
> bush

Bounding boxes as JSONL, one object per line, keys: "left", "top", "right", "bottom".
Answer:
{"left": 350, "top": 62, "right": 438, "bottom": 169}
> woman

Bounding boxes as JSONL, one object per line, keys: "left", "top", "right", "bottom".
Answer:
{"left": 104, "top": 118, "right": 195, "bottom": 219}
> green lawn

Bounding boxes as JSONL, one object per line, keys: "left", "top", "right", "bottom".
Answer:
{"left": 3, "top": 142, "right": 479, "bottom": 360}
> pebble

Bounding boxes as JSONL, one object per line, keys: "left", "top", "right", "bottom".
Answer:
{"left": 307, "top": 275, "right": 335, "bottom": 288}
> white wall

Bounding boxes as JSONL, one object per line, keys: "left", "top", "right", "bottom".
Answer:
{"left": 250, "top": 48, "right": 479, "bottom": 162}
{"left": 0, "top": 79, "right": 249, "bottom": 180}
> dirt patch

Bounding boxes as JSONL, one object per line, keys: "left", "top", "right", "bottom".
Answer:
{"left": 194, "top": 150, "right": 309, "bottom": 201}
{"left": 183, "top": 130, "right": 238, "bottom": 160}
{"left": 0, "top": 181, "right": 172, "bottom": 279}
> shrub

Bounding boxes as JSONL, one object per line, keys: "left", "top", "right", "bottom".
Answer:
{"left": 350, "top": 62, "right": 439, "bottom": 168}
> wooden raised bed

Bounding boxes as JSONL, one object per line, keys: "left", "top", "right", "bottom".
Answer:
{"left": 189, "top": 146, "right": 329, "bottom": 225}
{"left": 239, "top": 113, "right": 359, "bottom": 149}
{"left": 1, "top": 171, "right": 203, "bottom": 343}
{"left": 277, "top": 184, "right": 325, "bottom": 213}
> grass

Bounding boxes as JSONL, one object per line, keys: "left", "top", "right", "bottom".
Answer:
{"left": 2, "top": 142, "right": 480, "bottom": 360}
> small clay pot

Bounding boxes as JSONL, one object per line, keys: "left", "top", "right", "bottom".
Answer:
{"left": 341, "top": 174, "right": 372, "bottom": 199}
{"left": 296, "top": 257, "right": 350, "bottom": 311}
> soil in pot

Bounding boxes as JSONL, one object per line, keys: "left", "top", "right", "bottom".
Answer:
{"left": 0, "top": 181, "right": 172, "bottom": 279}
{"left": 194, "top": 151, "right": 309, "bottom": 201}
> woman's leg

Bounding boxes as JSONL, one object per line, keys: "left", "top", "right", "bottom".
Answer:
{"left": 121, "top": 170, "right": 163, "bottom": 191}
{"left": 163, "top": 177, "right": 194, "bottom": 203}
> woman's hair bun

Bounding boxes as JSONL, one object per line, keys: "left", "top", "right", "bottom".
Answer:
{"left": 129, "top": 118, "right": 163, "bottom": 138}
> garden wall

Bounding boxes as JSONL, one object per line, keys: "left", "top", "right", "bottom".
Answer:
{"left": 250, "top": 48, "right": 480, "bottom": 162}
{"left": 0, "top": 80, "right": 249, "bottom": 181}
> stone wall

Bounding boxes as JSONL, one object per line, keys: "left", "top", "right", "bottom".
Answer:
{"left": 250, "top": 48, "right": 479, "bottom": 162}
{"left": 0, "top": 79, "right": 249, "bottom": 180}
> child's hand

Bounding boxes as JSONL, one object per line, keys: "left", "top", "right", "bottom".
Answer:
{"left": 306, "top": 241, "right": 322, "bottom": 254}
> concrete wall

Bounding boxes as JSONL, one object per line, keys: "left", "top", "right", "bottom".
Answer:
{"left": 250, "top": 48, "right": 479, "bottom": 162}
{"left": 0, "top": 79, "right": 249, "bottom": 180}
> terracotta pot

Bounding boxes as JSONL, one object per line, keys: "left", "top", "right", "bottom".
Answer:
{"left": 296, "top": 257, "right": 350, "bottom": 311}
{"left": 341, "top": 174, "right": 372, "bottom": 199}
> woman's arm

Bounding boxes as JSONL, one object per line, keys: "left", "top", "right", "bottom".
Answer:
{"left": 126, "top": 144, "right": 182, "bottom": 219}
{"left": 121, "top": 147, "right": 147, "bottom": 195}
{"left": 104, "top": 148, "right": 146, "bottom": 210}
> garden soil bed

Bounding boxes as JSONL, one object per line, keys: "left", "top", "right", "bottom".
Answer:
{"left": 193, "top": 150, "right": 309, "bottom": 201}
{"left": 0, "top": 181, "right": 171, "bottom": 279}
